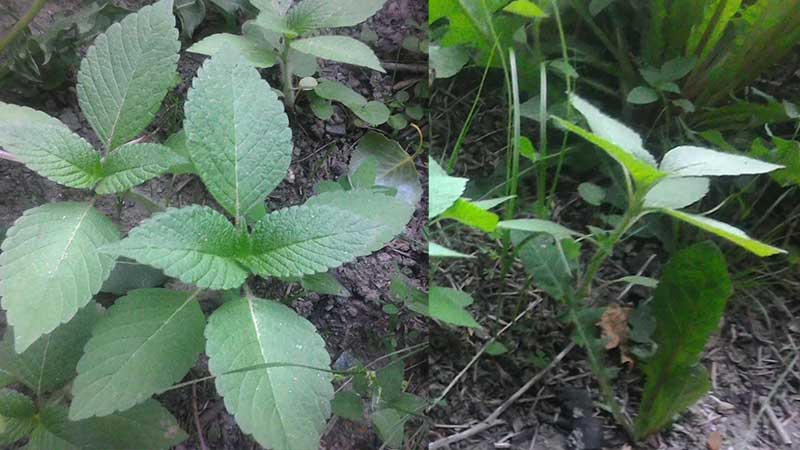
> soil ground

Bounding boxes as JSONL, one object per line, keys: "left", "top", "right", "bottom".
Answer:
{"left": 427, "top": 68, "right": 800, "bottom": 450}
{"left": 0, "top": 0, "right": 428, "bottom": 448}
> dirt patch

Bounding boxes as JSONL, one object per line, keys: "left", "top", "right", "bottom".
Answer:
{"left": 0, "top": 0, "right": 428, "bottom": 448}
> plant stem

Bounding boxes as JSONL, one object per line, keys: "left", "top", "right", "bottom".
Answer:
{"left": 279, "top": 42, "right": 295, "bottom": 108}
{"left": 0, "top": 0, "right": 47, "bottom": 55}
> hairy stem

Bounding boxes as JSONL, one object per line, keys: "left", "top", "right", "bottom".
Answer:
{"left": 0, "top": 0, "right": 48, "bottom": 55}
{"left": 279, "top": 42, "right": 295, "bottom": 108}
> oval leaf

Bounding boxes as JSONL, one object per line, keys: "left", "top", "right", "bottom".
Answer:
{"left": 290, "top": 36, "right": 385, "bottom": 72}
{"left": 659, "top": 146, "right": 784, "bottom": 177}
{"left": 206, "top": 296, "right": 333, "bottom": 450}
{"left": 187, "top": 33, "right": 278, "bottom": 68}
{"left": 350, "top": 132, "right": 422, "bottom": 205}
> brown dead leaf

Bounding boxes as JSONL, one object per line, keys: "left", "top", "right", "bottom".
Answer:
{"left": 597, "top": 303, "right": 632, "bottom": 350}
{"left": 708, "top": 431, "right": 722, "bottom": 450}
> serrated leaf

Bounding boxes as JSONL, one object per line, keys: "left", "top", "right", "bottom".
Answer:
{"left": 496, "top": 219, "right": 578, "bottom": 240}
{"left": 659, "top": 146, "right": 784, "bottom": 177}
{"left": 185, "top": 48, "right": 292, "bottom": 223}
{"left": 291, "top": 36, "right": 385, "bottom": 73}
{"left": 77, "top": 0, "right": 180, "bottom": 150}
{"left": 287, "top": 0, "right": 386, "bottom": 32}
{"left": 0, "top": 202, "right": 119, "bottom": 352}
{"left": 331, "top": 391, "right": 364, "bottom": 422}
{"left": 205, "top": 296, "right": 333, "bottom": 450}
{"left": 31, "top": 401, "right": 186, "bottom": 450}
{"left": 429, "top": 157, "right": 467, "bottom": 218}
{"left": 187, "top": 33, "right": 278, "bottom": 68}
{"left": 440, "top": 199, "right": 499, "bottom": 232}
{"left": 643, "top": 177, "right": 709, "bottom": 209}
{"left": 350, "top": 132, "right": 421, "bottom": 205}
{"left": 0, "top": 304, "right": 100, "bottom": 397}
{"left": 70, "top": 289, "right": 205, "bottom": 419}
{"left": 513, "top": 232, "right": 578, "bottom": 300}
{"left": 240, "top": 204, "right": 382, "bottom": 278}
{"left": 0, "top": 121, "right": 102, "bottom": 189}
{"left": 661, "top": 209, "right": 785, "bottom": 256}
{"left": 635, "top": 242, "right": 731, "bottom": 438}
{"left": 0, "top": 102, "right": 63, "bottom": 125}
{"left": 304, "top": 189, "right": 413, "bottom": 252}
{"left": 101, "top": 205, "right": 249, "bottom": 289}
{"left": 429, "top": 286, "right": 480, "bottom": 328}
{"left": 428, "top": 242, "right": 474, "bottom": 258}
{"left": 0, "top": 390, "right": 35, "bottom": 418}
{"left": 569, "top": 95, "right": 658, "bottom": 166}
{"left": 100, "top": 258, "right": 167, "bottom": 294}
{"left": 96, "top": 143, "right": 184, "bottom": 194}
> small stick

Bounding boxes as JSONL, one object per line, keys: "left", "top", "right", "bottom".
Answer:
{"left": 381, "top": 62, "right": 427, "bottom": 73}
{"left": 428, "top": 342, "right": 575, "bottom": 449}
{"left": 764, "top": 400, "right": 792, "bottom": 445}
{"left": 192, "top": 383, "right": 210, "bottom": 450}
{"left": 0, "top": 150, "right": 20, "bottom": 162}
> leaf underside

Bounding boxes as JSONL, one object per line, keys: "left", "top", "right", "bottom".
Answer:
{"left": 0, "top": 202, "right": 119, "bottom": 352}
{"left": 205, "top": 296, "right": 333, "bottom": 450}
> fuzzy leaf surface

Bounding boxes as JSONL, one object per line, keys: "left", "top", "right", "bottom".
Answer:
{"left": 429, "top": 286, "right": 480, "bottom": 328}
{"left": 643, "top": 177, "right": 710, "bottom": 209}
{"left": 185, "top": 48, "right": 292, "bottom": 223}
{"left": 291, "top": 36, "right": 385, "bottom": 72}
{"left": 70, "top": 289, "right": 205, "bottom": 419}
{"left": 96, "top": 143, "right": 186, "bottom": 194}
{"left": 0, "top": 121, "right": 102, "bottom": 189}
{"left": 287, "top": 0, "right": 386, "bottom": 32}
{"left": 240, "top": 204, "right": 382, "bottom": 278}
{"left": 0, "top": 304, "right": 99, "bottom": 397}
{"left": 303, "top": 189, "right": 413, "bottom": 252}
{"left": 102, "top": 205, "right": 249, "bottom": 289}
{"left": 635, "top": 242, "right": 732, "bottom": 438}
{"left": 187, "top": 33, "right": 278, "bottom": 68}
{"left": 0, "top": 202, "right": 119, "bottom": 352}
{"left": 77, "top": 0, "right": 180, "bottom": 150}
{"left": 659, "top": 146, "right": 783, "bottom": 177}
{"left": 205, "top": 296, "right": 333, "bottom": 450}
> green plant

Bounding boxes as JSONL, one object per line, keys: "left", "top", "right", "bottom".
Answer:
{"left": 0, "top": 1, "right": 416, "bottom": 448}
{"left": 187, "top": 0, "right": 388, "bottom": 115}
{"left": 508, "top": 94, "right": 786, "bottom": 438}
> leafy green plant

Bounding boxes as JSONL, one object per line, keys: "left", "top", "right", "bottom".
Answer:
{"left": 187, "top": 0, "right": 388, "bottom": 114}
{"left": 0, "top": 1, "right": 416, "bottom": 448}
{"left": 505, "top": 94, "right": 786, "bottom": 438}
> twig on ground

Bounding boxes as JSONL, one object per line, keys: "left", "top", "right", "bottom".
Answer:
{"left": 382, "top": 62, "right": 427, "bottom": 73}
{"left": 192, "top": 383, "right": 210, "bottom": 450}
{"left": 764, "top": 400, "right": 792, "bottom": 445}
{"left": 428, "top": 341, "right": 575, "bottom": 449}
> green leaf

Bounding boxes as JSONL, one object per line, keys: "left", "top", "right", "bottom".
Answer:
{"left": 428, "top": 242, "right": 473, "bottom": 258}
{"left": 308, "top": 92, "right": 333, "bottom": 120}
{"left": 643, "top": 177, "right": 709, "bottom": 209}
{"left": 77, "top": 0, "right": 180, "bottom": 150}
{"left": 627, "top": 86, "right": 659, "bottom": 104}
{"left": 0, "top": 413, "right": 36, "bottom": 446}
{"left": 304, "top": 189, "right": 414, "bottom": 252}
{"left": 513, "top": 233, "right": 578, "bottom": 300}
{"left": 174, "top": 0, "right": 206, "bottom": 38}
{"left": 470, "top": 195, "right": 515, "bottom": 210}
{"left": 287, "top": 0, "right": 386, "bottom": 31}
{"left": 0, "top": 304, "right": 100, "bottom": 397}
{"left": 635, "top": 242, "right": 732, "bottom": 438}
{"left": 485, "top": 341, "right": 509, "bottom": 355}
{"left": 429, "top": 45, "right": 469, "bottom": 79}
{"left": 518, "top": 136, "right": 538, "bottom": 162}
{"left": 0, "top": 390, "right": 35, "bottom": 418}
{"left": 0, "top": 202, "right": 119, "bottom": 352}
{"left": 205, "top": 296, "right": 333, "bottom": 450}
{"left": 578, "top": 182, "right": 606, "bottom": 205}
{"left": 429, "top": 286, "right": 480, "bottom": 328}
{"left": 290, "top": 36, "right": 385, "bottom": 73}
{"left": 350, "top": 132, "right": 421, "bottom": 205}
{"left": 502, "top": 0, "right": 547, "bottom": 18}
{"left": 553, "top": 116, "right": 665, "bottom": 186}
{"left": 440, "top": 199, "right": 499, "bottom": 232}
{"left": 29, "top": 401, "right": 186, "bottom": 450}
{"left": 659, "top": 146, "right": 784, "bottom": 177}
{"left": 0, "top": 121, "right": 102, "bottom": 189}
{"left": 102, "top": 205, "right": 249, "bottom": 289}
{"left": 567, "top": 95, "right": 658, "bottom": 165}
{"left": 312, "top": 79, "right": 391, "bottom": 125}
{"left": 100, "top": 258, "right": 167, "bottom": 295}
{"left": 429, "top": 157, "right": 467, "bottom": 218}
{"left": 240, "top": 204, "right": 382, "bottom": 278}
{"left": 96, "top": 143, "right": 184, "bottom": 194}
{"left": 184, "top": 48, "right": 292, "bottom": 223}
{"left": 661, "top": 209, "right": 785, "bottom": 257}
{"left": 299, "top": 272, "right": 350, "bottom": 296}
{"left": 331, "top": 391, "right": 364, "bottom": 422}
{"left": 660, "top": 56, "right": 696, "bottom": 81}
{"left": 163, "top": 130, "right": 195, "bottom": 174}
{"left": 0, "top": 102, "right": 63, "bottom": 125}
{"left": 187, "top": 33, "right": 278, "bottom": 68}
{"left": 371, "top": 408, "right": 406, "bottom": 449}
{"left": 496, "top": 219, "right": 578, "bottom": 240}
{"left": 254, "top": 9, "right": 296, "bottom": 36}
{"left": 70, "top": 289, "right": 205, "bottom": 419}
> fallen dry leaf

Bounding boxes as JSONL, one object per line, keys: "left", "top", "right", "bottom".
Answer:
{"left": 597, "top": 303, "right": 632, "bottom": 350}
{"left": 708, "top": 431, "right": 722, "bottom": 450}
